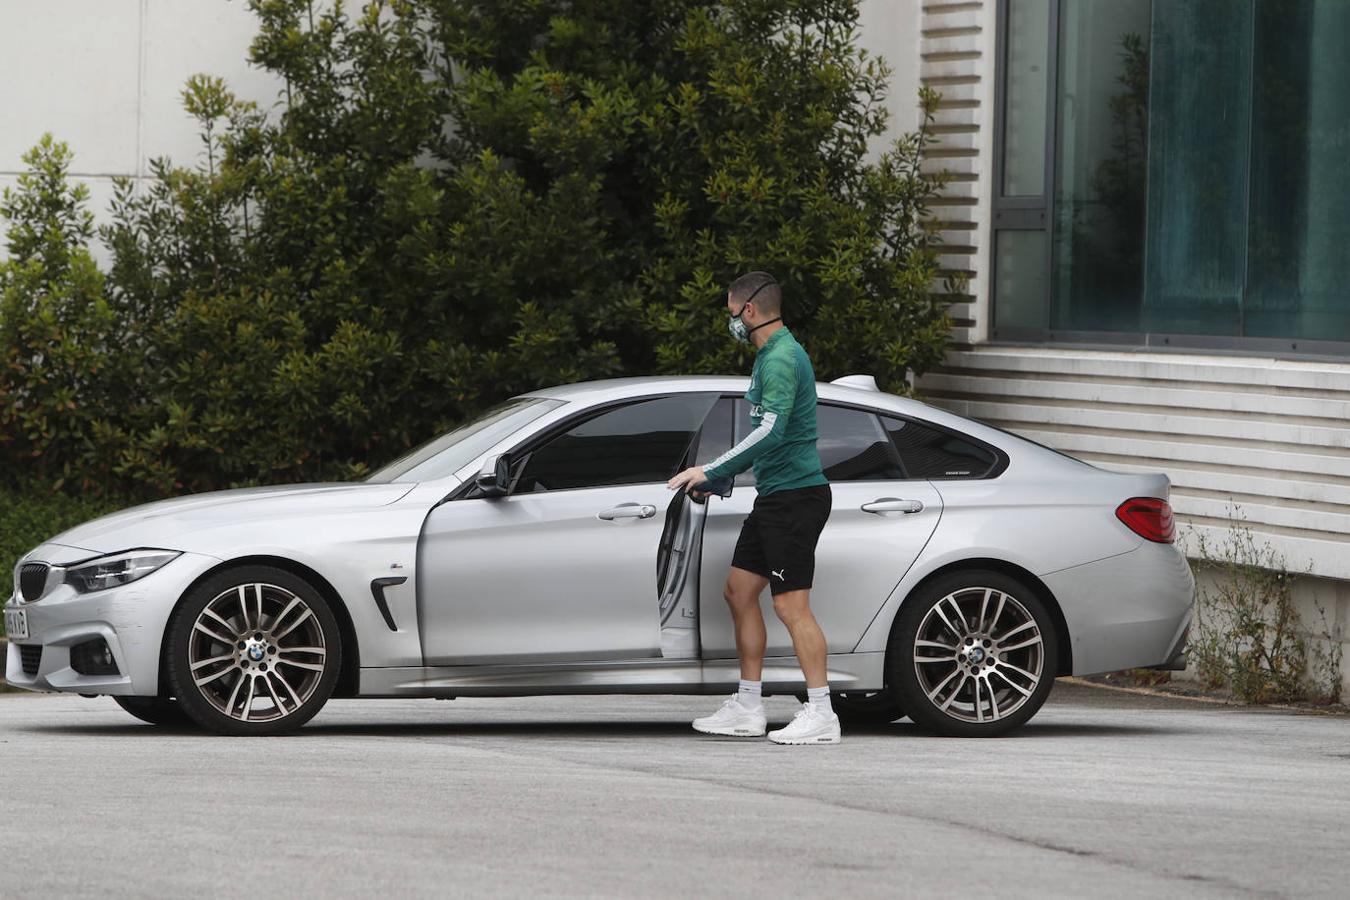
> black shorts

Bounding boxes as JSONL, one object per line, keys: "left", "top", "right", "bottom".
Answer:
{"left": 730, "top": 483, "right": 832, "bottom": 595}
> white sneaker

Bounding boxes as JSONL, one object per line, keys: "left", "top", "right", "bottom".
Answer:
{"left": 692, "top": 694, "right": 768, "bottom": 737}
{"left": 767, "top": 702, "right": 842, "bottom": 745}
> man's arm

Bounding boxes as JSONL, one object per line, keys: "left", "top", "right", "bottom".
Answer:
{"left": 702, "top": 357, "right": 796, "bottom": 480}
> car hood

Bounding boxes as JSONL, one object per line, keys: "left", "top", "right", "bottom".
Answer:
{"left": 46, "top": 481, "right": 417, "bottom": 555}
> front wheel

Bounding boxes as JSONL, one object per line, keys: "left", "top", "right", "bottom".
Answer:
{"left": 113, "top": 695, "right": 195, "bottom": 727}
{"left": 891, "top": 570, "right": 1058, "bottom": 737}
{"left": 165, "top": 564, "right": 342, "bottom": 736}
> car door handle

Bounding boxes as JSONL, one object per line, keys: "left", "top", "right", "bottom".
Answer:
{"left": 861, "top": 498, "right": 924, "bottom": 515}
{"left": 597, "top": 503, "right": 658, "bottom": 521}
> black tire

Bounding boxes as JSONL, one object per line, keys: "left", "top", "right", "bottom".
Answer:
{"left": 830, "top": 690, "right": 906, "bottom": 725}
{"left": 890, "top": 569, "right": 1058, "bottom": 737}
{"left": 165, "top": 564, "right": 342, "bottom": 736}
{"left": 113, "top": 695, "right": 195, "bottom": 727}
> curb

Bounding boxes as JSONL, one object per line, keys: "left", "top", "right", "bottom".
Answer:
{"left": 1061, "top": 676, "right": 1239, "bottom": 706}
{"left": 1061, "top": 676, "right": 1349, "bottom": 717}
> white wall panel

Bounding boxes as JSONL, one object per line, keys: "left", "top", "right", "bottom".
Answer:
{"left": 141, "top": 0, "right": 282, "bottom": 170}
{"left": 0, "top": 0, "right": 142, "bottom": 174}
{"left": 916, "top": 348, "right": 1350, "bottom": 581}
{"left": 859, "top": 0, "right": 925, "bottom": 146}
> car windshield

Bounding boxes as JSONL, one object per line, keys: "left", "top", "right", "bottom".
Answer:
{"left": 364, "top": 397, "right": 564, "bottom": 484}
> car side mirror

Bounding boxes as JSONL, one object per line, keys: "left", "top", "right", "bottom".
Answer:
{"left": 475, "top": 454, "right": 511, "bottom": 497}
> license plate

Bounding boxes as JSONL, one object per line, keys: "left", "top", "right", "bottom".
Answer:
{"left": 4, "top": 609, "right": 27, "bottom": 640}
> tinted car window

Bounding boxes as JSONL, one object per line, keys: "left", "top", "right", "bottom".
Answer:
{"left": 724, "top": 401, "right": 906, "bottom": 485}
{"left": 816, "top": 404, "right": 906, "bottom": 481}
{"left": 883, "top": 416, "right": 999, "bottom": 479}
{"left": 693, "top": 397, "right": 735, "bottom": 469}
{"left": 513, "top": 394, "right": 718, "bottom": 493}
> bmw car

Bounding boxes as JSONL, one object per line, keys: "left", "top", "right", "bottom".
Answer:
{"left": 4, "top": 374, "right": 1194, "bottom": 736}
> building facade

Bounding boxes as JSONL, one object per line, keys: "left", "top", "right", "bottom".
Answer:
{"left": 906, "top": 0, "right": 1349, "bottom": 692}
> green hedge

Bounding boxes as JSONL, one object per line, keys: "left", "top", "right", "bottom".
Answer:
{"left": 1, "top": 0, "right": 957, "bottom": 503}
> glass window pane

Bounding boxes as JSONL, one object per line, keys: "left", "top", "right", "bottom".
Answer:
{"left": 815, "top": 406, "right": 904, "bottom": 482}
{"left": 515, "top": 395, "right": 717, "bottom": 493}
{"left": 1142, "top": 0, "right": 1253, "bottom": 335}
{"left": 992, "top": 229, "right": 1048, "bottom": 331}
{"left": 884, "top": 417, "right": 999, "bottom": 480}
{"left": 1050, "top": 0, "right": 1151, "bottom": 332}
{"left": 365, "top": 397, "right": 563, "bottom": 483}
{"left": 692, "top": 397, "right": 734, "bottom": 467}
{"left": 1246, "top": 0, "right": 1350, "bottom": 342}
{"left": 1002, "top": 0, "right": 1052, "bottom": 196}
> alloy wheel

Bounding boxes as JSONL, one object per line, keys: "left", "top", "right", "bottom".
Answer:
{"left": 187, "top": 582, "right": 329, "bottom": 723}
{"left": 912, "top": 586, "right": 1045, "bottom": 725}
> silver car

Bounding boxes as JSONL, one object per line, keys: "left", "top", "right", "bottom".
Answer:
{"left": 4, "top": 375, "right": 1194, "bottom": 737}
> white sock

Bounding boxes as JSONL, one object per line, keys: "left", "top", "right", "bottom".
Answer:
{"left": 807, "top": 685, "right": 832, "bottom": 714}
{"left": 737, "top": 679, "right": 762, "bottom": 710}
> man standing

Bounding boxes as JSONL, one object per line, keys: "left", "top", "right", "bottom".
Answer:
{"left": 666, "top": 271, "right": 840, "bottom": 745}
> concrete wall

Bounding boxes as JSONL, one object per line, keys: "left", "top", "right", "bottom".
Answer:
{"left": 0, "top": 0, "right": 281, "bottom": 261}
{"left": 858, "top": 0, "right": 925, "bottom": 144}
{"left": 1185, "top": 561, "right": 1349, "bottom": 700}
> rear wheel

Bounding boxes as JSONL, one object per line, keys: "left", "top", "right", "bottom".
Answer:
{"left": 113, "top": 695, "right": 194, "bottom": 727}
{"left": 891, "top": 570, "right": 1058, "bottom": 737}
{"left": 166, "top": 564, "right": 342, "bottom": 736}
{"left": 830, "top": 690, "right": 906, "bottom": 725}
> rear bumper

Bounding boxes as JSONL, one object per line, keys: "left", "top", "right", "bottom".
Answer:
{"left": 1148, "top": 621, "right": 1190, "bottom": 671}
{"left": 1043, "top": 539, "right": 1195, "bottom": 676}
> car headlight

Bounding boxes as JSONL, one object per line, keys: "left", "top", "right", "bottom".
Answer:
{"left": 64, "top": 549, "right": 182, "bottom": 593}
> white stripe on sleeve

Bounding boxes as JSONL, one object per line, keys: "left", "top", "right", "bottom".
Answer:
{"left": 705, "top": 411, "right": 778, "bottom": 472}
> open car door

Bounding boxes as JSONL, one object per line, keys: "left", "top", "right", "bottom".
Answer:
{"left": 655, "top": 486, "right": 710, "bottom": 659}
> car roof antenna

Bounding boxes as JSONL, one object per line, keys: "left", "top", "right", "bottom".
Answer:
{"left": 829, "top": 374, "right": 879, "bottom": 392}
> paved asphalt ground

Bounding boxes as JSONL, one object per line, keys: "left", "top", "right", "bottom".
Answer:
{"left": 1, "top": 681, "right": 1348, "bottom": 899}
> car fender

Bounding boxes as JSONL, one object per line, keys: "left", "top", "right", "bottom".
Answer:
{"left": 156, "top": 482, "right": 458, "bottom": 669}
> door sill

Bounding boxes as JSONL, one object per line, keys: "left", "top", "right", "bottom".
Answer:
{"left": 358, "top": 652, "right": 885, "bottom": 697}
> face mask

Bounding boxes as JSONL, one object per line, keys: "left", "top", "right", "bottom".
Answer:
{"left": 728, "top": 302, "right": 751, "bottom": 344}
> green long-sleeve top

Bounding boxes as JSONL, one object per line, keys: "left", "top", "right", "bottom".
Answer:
{"left": 702, "top": 327, "right": 829, "bottom": 495}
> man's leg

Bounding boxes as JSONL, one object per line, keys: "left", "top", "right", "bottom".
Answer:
{"left": 762, "top": 485, "right": 839, "bottom": 744}
{"left": 771, "top": 589, "right": 828, "bottom": 688}
{"left": 724, "top": 566, "right": 769, "bottom": 680}
{"left": 766, "top": 586, "right": 840, "bottom": 743}
{"left": 690, "top": 546, "right": 771, "bottom": 736}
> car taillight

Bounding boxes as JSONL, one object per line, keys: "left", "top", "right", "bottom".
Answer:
{"left": 1115, "top": 497, "right": 1175, "bottom": 543}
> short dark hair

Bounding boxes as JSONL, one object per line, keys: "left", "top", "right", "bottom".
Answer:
{"left": 728, "top": 271, "right": 781, "bottom": 316}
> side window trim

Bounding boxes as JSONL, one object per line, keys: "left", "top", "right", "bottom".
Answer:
{"left": 878, "top": 411, "right": 1009, "bottom": 481}
{"left": 456, "top": 392, "right": 724, "bottom": 499}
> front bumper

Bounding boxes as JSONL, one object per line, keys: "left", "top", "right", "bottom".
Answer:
{"left": 4, "top": 545, "right": 222, "bottom": 696}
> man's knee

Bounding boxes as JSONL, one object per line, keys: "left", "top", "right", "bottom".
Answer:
{"left": 724, "top": 582, "right": 758, "bottom": 612}
{"left": 772, "top": 590, "right": 812, "bottom": 626}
